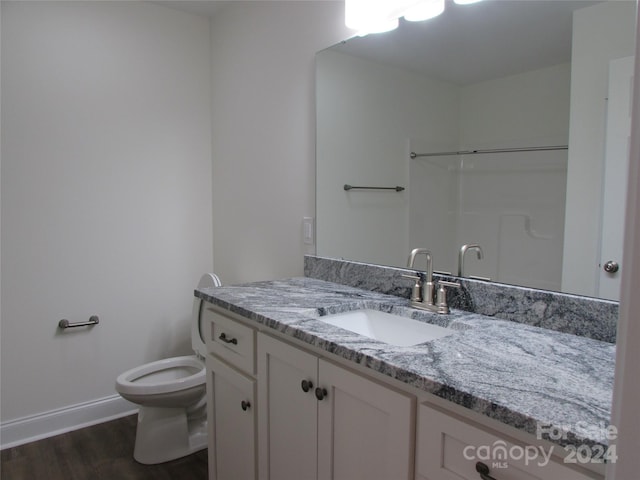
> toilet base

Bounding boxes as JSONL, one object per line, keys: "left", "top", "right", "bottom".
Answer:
{"left": 133, "top": 405, "right": 207, "bottom": 465}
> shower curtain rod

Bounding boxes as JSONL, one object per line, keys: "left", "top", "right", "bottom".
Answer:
{"left": 410, "top": 144, "right": 568, "bottom": 159}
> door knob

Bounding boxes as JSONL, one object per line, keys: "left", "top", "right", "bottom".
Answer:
{"left": 315, "top": 387, "right": 328, "bottom": 401}
{"left": 603, "top": 261, "right": 619, "bottom": 273}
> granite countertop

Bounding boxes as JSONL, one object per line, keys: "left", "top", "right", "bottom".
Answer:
{"left": 195, "top": 277, "right": 615, "bottom": 451}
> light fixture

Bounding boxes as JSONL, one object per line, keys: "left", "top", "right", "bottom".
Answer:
{"left": 345, "top": 0, "right": 406, "bottom": 35}
{"left": 345, "top": 0, "right": 482, "bottom": 36}
{"left": 403, "top": 0, "right": 445, "bottom": 22}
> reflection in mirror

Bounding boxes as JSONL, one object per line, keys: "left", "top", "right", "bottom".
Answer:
{"left": 316, "top": 0, "right": 637, "bottom": 300}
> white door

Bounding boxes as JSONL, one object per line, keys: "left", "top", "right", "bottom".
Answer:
{"left": 599, "top": 56, "right": 635, "bottom": 300}
{"left": 257, "top": 333, "right": 319, "bottom": 480}
{"left": 317, "top": 360, "right": 415, "bottom": 480}
{"left": 208, "top": 355, "right": 256, "bottom": 480}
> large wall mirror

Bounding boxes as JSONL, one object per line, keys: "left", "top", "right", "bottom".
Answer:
{"left": 316, "top": 0, "right": 637, "bottom": 301}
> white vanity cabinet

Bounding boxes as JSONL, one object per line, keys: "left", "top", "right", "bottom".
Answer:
{"left": 415, "top": 403, "right": 599, "bottom": 480}
{"left": 203, "top": 306, "right": 257, "bottom": 480}
{"left": 257, "top": 332, "right": 415, "bottom": 480}
{"left": 202, "top": 302, "right": 601, "bottom": 480}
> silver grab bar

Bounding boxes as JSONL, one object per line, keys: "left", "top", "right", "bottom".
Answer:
{"left": 58, "top": 315, "right": 99, "bottom": 329}
{"left": 344, "top": 184, "right": 405, "bottom": 192}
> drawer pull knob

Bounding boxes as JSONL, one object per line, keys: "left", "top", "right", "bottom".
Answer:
{"left": 241, "top": 400, "right": 251, "bottom": 411}
{"left": 315, "top": 387, "right": 328, "bottom": 401}
{"left": 219, "top": 332, "right": 238, "bottom": 345}
{"left": 301, "top": 380, "right": 314, "bottom": 393}
{"left": 475, "top": 462, "right": 498, "bottom": 480}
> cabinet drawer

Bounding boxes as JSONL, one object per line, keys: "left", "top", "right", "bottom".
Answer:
{"left": 204, "top": 306, "right": 256, "bottom": 375}
{"left": 416, "top": 403, "right": 596, "bottom": 480}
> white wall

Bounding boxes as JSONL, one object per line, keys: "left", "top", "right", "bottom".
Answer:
{"left": 210, "top": 1, "right": 351, "bottom": 285}
{"left": 412, "top": 64, "right": 570, "bottom": 285}
{"left": 317, "top": 49, "right": 459, "bottom": 268}
{"left": 459, "top": 63, "right": 570, "bottom": 148}
{"left": 562, "top": 1, "right": 636, "bottom": 296}
{"left": 1, "top": 0, "right": 213, "bottom": 435}
{"left": 453, "top": 63, "right": 570, "bottom": 289}
{"left": 408, "top": 137, "right": 460, "bottom": 273}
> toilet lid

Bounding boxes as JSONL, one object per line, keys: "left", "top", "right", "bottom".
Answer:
{"left": 192, "top": 273, "right": 222, "bottom": 357}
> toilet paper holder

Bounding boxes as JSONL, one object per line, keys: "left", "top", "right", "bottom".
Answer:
{"left": 58, "top": 315, "right": 100, "bottom": 329}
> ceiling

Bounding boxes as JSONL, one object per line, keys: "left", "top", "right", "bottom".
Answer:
{"left": 152, "top": 0, "right": 229, "bottom": 17}
{"left": 155, "top": 0, "right": 603, "bottom": 86}
{"left": 329, "top": 0, "right": 601, "bottom": 85}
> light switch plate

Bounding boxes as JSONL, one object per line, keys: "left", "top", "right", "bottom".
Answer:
{"left": 303, "top": 217, "right": 314, "bottom": 245}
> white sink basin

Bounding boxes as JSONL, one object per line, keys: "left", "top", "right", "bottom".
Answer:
{"left": 318, "top": 309, "right": 453, "bottom": 346}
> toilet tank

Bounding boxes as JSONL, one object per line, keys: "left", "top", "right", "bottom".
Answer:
{"left": 192, "top": 273, "right": 222, "bottom": 357}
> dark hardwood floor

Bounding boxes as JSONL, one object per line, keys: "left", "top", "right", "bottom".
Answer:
{"left": 1, "top": 414, "right": 208, "bottom": 480}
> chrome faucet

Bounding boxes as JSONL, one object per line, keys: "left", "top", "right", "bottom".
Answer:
{"left": 407, "top": 248, "right": 434, "bottom": 280}
{"left": 407, "top": 247, "right": 432, "bottom": 270}
{"left": 406, "top": 248, "right": 435, "bottom": 309}
{"left": 404, "top": 248, "right": 459, "bottom": 314}
{"left": 458, "top": 244, "right": 484, "bottom": 277}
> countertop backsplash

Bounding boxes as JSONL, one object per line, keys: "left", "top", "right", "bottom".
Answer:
{"left": 304, "top": 255, "right": 618, "bottom": 343}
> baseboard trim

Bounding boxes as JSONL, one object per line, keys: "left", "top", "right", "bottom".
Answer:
{"left": 0, "top": 395, "right": 138, "bottom": 449}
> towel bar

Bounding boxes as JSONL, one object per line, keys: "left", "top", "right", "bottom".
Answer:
{"left": 344, "top": 184, "right": 405, "bottom": 192}
{"left": 58, "top": 316, "right": 99, "bottom": 329}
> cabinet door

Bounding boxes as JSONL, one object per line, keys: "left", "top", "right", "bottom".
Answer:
{"left": 416, "top": 403, "right": 597, "bottom": 480}
{"left": 207, "top": 355, "right": 256, "bottom": 480}
{"left": 317, "top": 359, "right": 415, "bottom": 480}
{"left": 258, "top": 333, "right": 318, "bottom": 480}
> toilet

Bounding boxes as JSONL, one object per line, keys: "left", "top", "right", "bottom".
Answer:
{"left": 115, "top": 273, "right": 221, "bottom": 464}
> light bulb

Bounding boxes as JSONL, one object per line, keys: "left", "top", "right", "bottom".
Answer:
{"left": 403, "top": 0, "right": 445, "bottom": 22}
{"left": 345, "top": 0, "right": 402, "bottom": 35}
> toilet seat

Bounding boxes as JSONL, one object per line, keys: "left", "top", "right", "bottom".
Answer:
{"left": 116, "top": 355, "right": 205, "bottom": 396}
